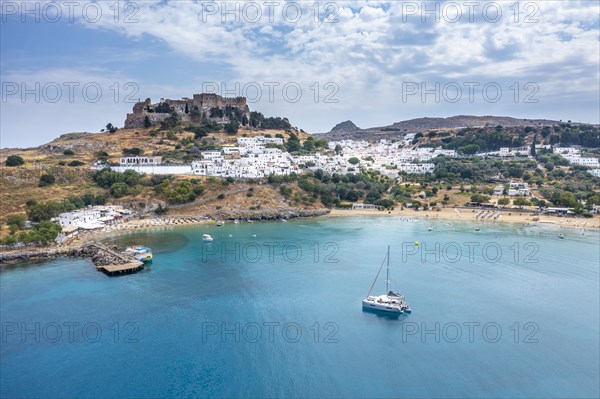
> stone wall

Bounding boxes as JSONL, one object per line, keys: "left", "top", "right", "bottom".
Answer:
{"left": 124, "top": 93, "right": 250, "bottom": 129}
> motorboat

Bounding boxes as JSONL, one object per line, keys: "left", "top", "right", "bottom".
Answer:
{"left": 202, "top": 234, "right": 214, "bottom": 242}
{"left": 125, "top": 245, "right": 153, "bottom": 263}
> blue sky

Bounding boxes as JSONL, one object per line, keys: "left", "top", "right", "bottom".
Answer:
{"left": 1, "top": 0, "right": 599, "bottom": 148}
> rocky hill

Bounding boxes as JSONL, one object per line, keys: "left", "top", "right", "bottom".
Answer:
{"left": 319, "top": 115, "right": 567, "bottom": 141}
{"left": 329, "top": 120, "right": 360, "bottom": 134}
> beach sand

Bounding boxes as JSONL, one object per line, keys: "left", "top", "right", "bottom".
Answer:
{"left": 327, "top": 207, "right": 600, "bottom": 230}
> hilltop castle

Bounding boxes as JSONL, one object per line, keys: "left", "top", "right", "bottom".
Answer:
{"left": 124, "top": 93, "right": 250, "bottom": 129}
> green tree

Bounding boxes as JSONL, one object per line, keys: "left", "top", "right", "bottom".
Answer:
{"left": 5, "top": 215, "right": 26, "bottom": 229}
{"left": 470, "top": 194, "right": 490, "bottom": 203}
{"left": 225, "top": 121, "right": 239, "bottom": 135}
{"left": 106, "top": 123, "right": 118, "bottom": 133}
{"left": 285, "top": 133, "right": 302, "bottom": 152}
{"left": 144, "top": 115, "right": 152, "bottom": 128}
{"left": 508, "top": 166, "right": 524, "bottom": 178}
{"left": 457, "top": 144, "right": 480, "bottom": 155}
{"left": 63, "top": 149, "right": 75, "bottom": 156}
{"left": 513, "top": 197, "right": 531, "bottom": 207}
{"left": 558, "top": 191, "right": 579, "bottom": 208}
{"left": 348, "top": 157, "right": 360, "bottom": 165}
{"left": 110, "top": 182, "right": 129, "bottom": 197}
{"left": 497, "top": 198, "right": 510, "bottom": 206}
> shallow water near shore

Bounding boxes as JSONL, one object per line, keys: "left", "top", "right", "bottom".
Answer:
{"left": 1, "top": 217, "right": 599, "bottom": 398}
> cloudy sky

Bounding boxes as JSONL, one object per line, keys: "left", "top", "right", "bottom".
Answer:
{"left": 1, "top": 0, "right": 599, "bottom": 148}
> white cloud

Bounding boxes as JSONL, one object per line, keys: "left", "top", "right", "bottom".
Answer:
{"left": 1, "top": 1, "right": 598, "bottom": 146}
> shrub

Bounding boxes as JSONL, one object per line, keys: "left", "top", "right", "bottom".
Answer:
{"left": 63, "top": 149, "right": 75, "bottom": 156}
{"left": 110, "top": 182, "right": 129, "bottom": 197}
{"left": 39, "top": 174, "right": 56, "bottom": 187}
{"left": 122, "top": 148, "right": 144, "bottom": 156}
{"left": 217, "top": 194, "right": 225, "bottom": 200}
{"left": 155, "top": 204, "right": 169, "bottom": 215}
{"left": 94, "top": 151, "right": 109, "bottom": 158}
{"left": 5, "top": 155, "right": 24, "bottom": 166}
{"left": 68, "top": 160, "right": 85, "bottom": 167}
{"left": 1, "top": 235, "right": 17, "bottom": 245}
{"left": 5, "top": 214, "right": 26, "bottom": 229}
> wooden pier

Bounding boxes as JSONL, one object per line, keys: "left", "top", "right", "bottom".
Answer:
{"left": 96, "top": 261, "right": 144, "bottom": 276}
{"left": 68, "top": 242, "right": 146, "bottom": 276}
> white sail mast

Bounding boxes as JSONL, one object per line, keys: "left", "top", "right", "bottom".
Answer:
{"left": 386, "top": 245, "right": 391, "bottom": 293}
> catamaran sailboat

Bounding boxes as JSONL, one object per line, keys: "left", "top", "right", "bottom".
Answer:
{"left": 362, "top": 246, "right": 411, "bottom": 314}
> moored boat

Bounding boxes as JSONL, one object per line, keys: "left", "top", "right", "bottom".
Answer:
{"left": 362, "top": 246, "right": 411, "bottom": 315}
{"left": 125, "top": 245, "right": 153, "bottom": 263}
{"left": 202, "top": 234, "right": 214, "bottom": 242}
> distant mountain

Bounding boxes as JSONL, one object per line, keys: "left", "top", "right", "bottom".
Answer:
{"left": 329, "top": 120, "right": 360, "bottom": 134}
{"left": 317, "top": 115, "right": 565, "bottom": 141}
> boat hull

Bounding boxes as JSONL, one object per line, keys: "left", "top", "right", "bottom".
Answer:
{"left": 362, "top": 299, "right": 403, "bottom": 313}
{"left": 135, "top": 253, "right": 153, "bottom": 263}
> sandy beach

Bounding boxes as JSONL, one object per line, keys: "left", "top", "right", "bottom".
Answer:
{"left": 327, "top": 207, "right": 600, "bottom": 230}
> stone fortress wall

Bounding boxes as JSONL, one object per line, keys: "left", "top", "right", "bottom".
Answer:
{"left": 124, "top": 93, "right": 249, "bottom": 129}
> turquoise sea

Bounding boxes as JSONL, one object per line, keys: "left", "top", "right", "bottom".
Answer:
{"left": 1, "top": 217, "right": 599, "bottom": 398}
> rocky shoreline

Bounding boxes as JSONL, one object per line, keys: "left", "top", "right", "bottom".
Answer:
{"left": 0, "top": 208, "right": 331, "bottom": 265}
{"left": 0, "top": 247, "right": 67, "bottom": 264}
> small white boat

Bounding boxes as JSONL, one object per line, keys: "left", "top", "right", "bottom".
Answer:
{"left": 251, "top": 234, "right": 256, "bottom": 238}
{"left": 234, "top": 219, "right": 240, "bottom": 224}
{"left": 558, "top": 233, "right": 565, "bottom": 239}
{"left": 202, "top": 234, "right": 213, "bottom": 242}
{"left": 228, "top": 234, "right": 233, "bottom": 238}
{"left": 125, "top": 245, "right": 153, "bottom": 263}
{"left": 216, "top": 220, "right": 224, "bottom": 226}
{"left": 428, "top": 227, "right": 433, "bottom": 231}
